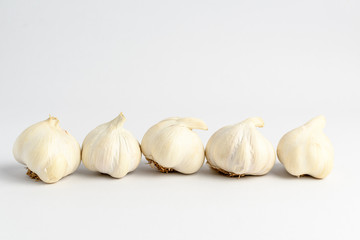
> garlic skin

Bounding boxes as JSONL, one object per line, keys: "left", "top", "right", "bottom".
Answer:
{"left": 141, "top": 117, "right": 208, "bottom": 174}
{"left": 81, "top": 113, "right": 141, "bottom": 178}
{"left": 205, "top": 117, "right": 275, "bottom": 177}
{"left": 13, "top": 116, "right": 81, "bottom": 183}
{"left": 277, "top": 115, "right": 334, "bottom": 179}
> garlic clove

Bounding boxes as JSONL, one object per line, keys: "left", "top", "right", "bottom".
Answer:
{"left": 205, "top": 117, "right": 275, "bottom": 177}
{"left": 81, "top": 113, "right": 141, "bottom": 178}
{"left": 13, "top": 116, "right": 81, "bottom": 183}
{"left": 277, "top": 115, "right": 334, "bottom": 179}
{"left": 141, "top": 117, "right": 207, "bottom": 174}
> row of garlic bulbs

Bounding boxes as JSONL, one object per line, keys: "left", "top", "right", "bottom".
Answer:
{"left": 13, "top": 114, "right": 334, "bottom": 183}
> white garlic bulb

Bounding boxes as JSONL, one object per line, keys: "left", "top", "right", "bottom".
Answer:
{"left": 277, "top": 115, "right": 334, "bottom": 179}
{"left": 205, "top": 117, "right": 275, "bottom": 177}
{"left": 141, "top": 117, "right": 208, "bottom": 174}
{"left": 81, "top": 113, "right": 141, "bottom": 178}
{"left": 13, "top": 116, "right": 81, "bottom": 183}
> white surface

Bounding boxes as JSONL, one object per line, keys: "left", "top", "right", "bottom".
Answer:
{"left": 1, "top": 0, "right": 359, "bottom": 239}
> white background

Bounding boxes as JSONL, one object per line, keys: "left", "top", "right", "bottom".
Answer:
{"left": 1, "top": 0, "right": 359, "bottom": 239}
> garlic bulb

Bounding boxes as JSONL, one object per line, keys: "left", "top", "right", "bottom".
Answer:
{"left": 141, "top": 117, "right": 208, "bottom": 174}
{"left": 277, "top": 115, "right": 334, "bottom": 179}
{"left": 205, "top": 117, "right": 275, "bottom": 177}
{"left": 13, "top": 116, "right": 81, "bottom": 183}
{"left": 81, "top": 113, "right": 141, "bottom": 178}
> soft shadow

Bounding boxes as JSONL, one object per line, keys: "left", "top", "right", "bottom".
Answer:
{"left": 131, "top": 161, "right": 161, "bottom": 176}
{"left": 74, "top": 159, "right": 185, "bottom": 179}
{"left": 74, "top": 164, "right": 143, "bottom": 180}
{"left": 269, "top": 163, "right": 318, "bottom": 180}
{"left": 198, "top": 163, "right": 221, "bottom": 178}
{"left": 269, "top": 163, "right": 294, "bottom": 179}
{"left": 73, "top": 164, "right": 108, "bottom": 179}
{"left": 131, "top": 159, "right": 187, "bottom": 177}
{"left": 0, "top": 162, "right": 44, "bottom": 185}
{"left": 0, "top": 161, "right": 113, "bottom": 184}
{"left": 196, "top": 162, "right": 265, "bottom": 181}
{"left": 198, "top": 162, "right": 314, "bottom": 181}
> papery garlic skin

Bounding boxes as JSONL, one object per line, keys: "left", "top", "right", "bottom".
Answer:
{"left": 277, "top": 115, "right": 334, "bottom": 179}
{"left": 13, "top": 116, "right": 81, "bottom": 183}
{"left": 205, "top": 117, "right": 275, "bottom": 176}
{"left": 141, "top": 117, "right": 208, "bottom": 174}
{"left": 81, "top": 113, "right": 141, "bottom": 178}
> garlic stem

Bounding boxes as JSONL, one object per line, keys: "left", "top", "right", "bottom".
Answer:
{"left": 177, "top": 117, "right": 208, "bottom": 130}
{"left": 241, "top": 117, "right": 264, "bottom": 128}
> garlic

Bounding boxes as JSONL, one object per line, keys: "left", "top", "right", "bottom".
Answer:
{"left": 13, "top": 116, "right": 81, "bottom": 183}
{"left": 81, "top": 113, "right": 141, "bottom": 178}
{"left": 205, "top": 117, "right": 275, "bottom": 177}
{"left": 277, "top": 115, "right": 334, "bottom": 179}
{"left": 141, "top": 117, "right": 208, "bottom": 174}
